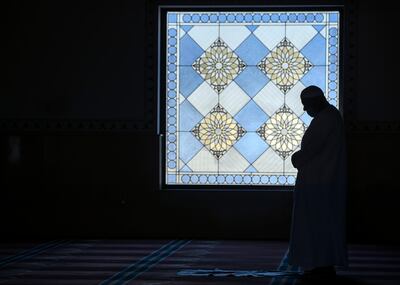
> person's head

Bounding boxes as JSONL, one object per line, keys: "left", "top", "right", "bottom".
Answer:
{"left": 300, "top": 85, "right": 328, "bottom": 117}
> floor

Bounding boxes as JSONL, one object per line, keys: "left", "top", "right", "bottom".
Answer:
{"left": 0, "top": 240, "right": 399, "bottom": 284}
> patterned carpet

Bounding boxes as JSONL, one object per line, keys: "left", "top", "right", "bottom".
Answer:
{"left": 0, "top": 240, "right": 399, "bottom": 284}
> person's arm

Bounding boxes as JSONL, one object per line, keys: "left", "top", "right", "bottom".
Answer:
{"left": 291, "top": 113, "right": 333, "bottom": 169}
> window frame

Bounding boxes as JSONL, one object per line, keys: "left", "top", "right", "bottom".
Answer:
{"left": 157, "top": 3, "right": 345, "bottom": 191}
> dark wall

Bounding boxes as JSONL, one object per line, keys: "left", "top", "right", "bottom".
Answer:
{"left": 3, "top": 0, "right": 145, "bottom": 119}
{"left": 2, "top": 0, "right": 399, "bottom": 243}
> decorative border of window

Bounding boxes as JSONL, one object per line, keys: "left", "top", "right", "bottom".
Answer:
{"left": 159, "top": 6, "right": 348, "bottom": 188}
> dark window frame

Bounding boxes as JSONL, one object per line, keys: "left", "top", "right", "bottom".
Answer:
{"left": 149, "top": 0, "right": 353, "bottom": 191}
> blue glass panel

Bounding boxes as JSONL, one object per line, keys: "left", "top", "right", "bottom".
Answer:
{"left": 227, "top": 13, "right": 235, "bottom": 22}
{"left": 219, "top": 14, "right": 227, "bottom": 22}
{"left": 300, "top": 112, "right": 313, "bottom": 126}
{"left": 234, "top": 176, "right": 243, "bottom": 183}
{"left": 261, "top": 176, "right": 269, "bottom": 183}
{"left": 210, "top": 14, "right": 218, "bottom": 23}
{"left": 168, "top": 108, "right": 176, "bottom": 116}
{"left": 329, "top": 73, "right": 337, "bottom": 81}
{"left": 287, "top": 176, "right": 296, "bottom": 184}
{"left": 289, "top": 13, "right": 297, "bottom": 22}
{"left": 329, "top": 37, "right": 338, "bottom": 45}
{"left": 234, "top": 67, "right": 269, "bottom": 98}
{"left": 280, "top": 13, "right": 288, "bottom": 22}
{"left": 179, "top": 132, "right": 203, "bottom": 164}
{"left": 179, "top": 34, "right": 204, "bottom": 65}
{"left": 182, "top": 175, "right": 190, "bottom": 183}
{"left": 329, "top": 13, "right": 339, "bottom": 23}
{"left": 246, "top": 25, "right": 259, "bottom": 33}
{"left": 306, "top": 13, "right": 315, "bottom": 22}
{"left": 313, "top": 25, "right": 325, "bottom": 33}
{"left": 300, "top": 66, "right": 326, "bottom": 92}
{"left": 329, "top": 98, "right": 337, "bottom": 106}
{"left": 301, "top": 33, "right": 326, "bottom": 65}
{"left": 253, "top": 14, "right": 262, "bottom": 23}
{"left": 168, "top": 37, "right": 177, "bottom": 46}
{"left": 234, "top": 100, "right": 269, "bottom": 131}
{"left": 168, "top": 174, "right": 176, "bottom": 183}
{"left": 179, "top": 100, "right": 203, "bottom": 131}
{"left": 199, "top": 175, "right": 208, "bottom": 183}
{"left": 168, "top": 28, "right": 177, "bottom": 37}
{"left": 192, "top": 14, "right": 200, "bottom": 23}
{"left": 179, "top": 66, "right": 203, "bottom": 97}
{"left": 168, "top": 143, "right": 176, "bottom": 151}
{"left": 180, "top": 164, "right": 192, "bottom": 172}
{"left": 168, "top": 13, "right": 177, "bottom": 23}
{"left": 234, "top": 133, "right": 269, "bottom": 163}
{"left": 208, "top": 175, "right": 217, "bottom": 183}
{"left": 236, "top": 13, "right": 244, "bottom": 22}
{"left": 297, "top": 13, "right": 306, "bottom": 22}
{"left": 168, "top": 46, "right": 177, "bottom": 54}
{"left": 329, "top": 27, "right": 338, "bottom": 36}
{"left": 168, "top": 116, "right": 176, "bottom": 125}
{"left": 329, "top": 64, "right": 337, "bottom": 72}
{"left": 235, "top": 34, "right": 269, "bottom": 65}
{"left": 271, "top": 14, "right": 279, "bottom": 22}
{"left": 181, "top": 25, "right": 193, "bottom": 33}
{"left": 168, "top": 73, "right": 176, "bottom": 81}
{"left": 245, "top": 14, "right": 253, "bottom": 22}
{"left": 262, "top": 13, "right": 270, "bottom": 22}
{"left": 182, "top": 14, "right": 191, "bottom": 23}
{"left": 191, "top": 175, "right": 199, "bottom": 183}
{"left": 243, "top": 175, "right": 252, "bottom": 183}
{"left": 168, "top": 64, "right": 176, "bottom": 72}
{"left": 315, "top": 13, "right": 324, "bottom": 22}
{"left": 168, "top": 134, "right": 176, "bottom": 143}
{"left": 201, "top": 14, "right": 209, "bottom": 23}
{"left": 329, "top": 91, "right": 337, "bottom": 99}
{"left": 168, "top": 152, "right": 176, "bottom": 160}
{"left": 245, "top": 165, "right": 258, "bottom": 173}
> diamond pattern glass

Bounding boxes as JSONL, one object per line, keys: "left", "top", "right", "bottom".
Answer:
{"left": 164, "top": 11, "right": 340, "bottom": 186}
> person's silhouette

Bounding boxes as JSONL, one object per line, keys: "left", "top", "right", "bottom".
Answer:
{"left": 288, "top": 86, "right": 348, "bottom": 279}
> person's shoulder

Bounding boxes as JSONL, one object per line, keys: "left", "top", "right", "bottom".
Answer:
{"left": 324, "top": 105, "right": 344, "bottom": 127}
{"left": 323, "top": 104, "right": 341, "bottom": 117}
{"left": 317, "top": 104, "right": 343, "bottom": 126}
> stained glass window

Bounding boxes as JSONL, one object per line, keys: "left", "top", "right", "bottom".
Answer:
{"left": 164, "top": 10, "right": 340, "bottom": 186}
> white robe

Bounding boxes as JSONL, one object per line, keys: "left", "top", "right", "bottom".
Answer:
{"left": 288, "top": 104, "right": 348, "bottom": 268}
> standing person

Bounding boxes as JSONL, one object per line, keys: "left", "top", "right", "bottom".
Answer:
{"left": 288, "top": 85, "right": 348, "bottom": 278}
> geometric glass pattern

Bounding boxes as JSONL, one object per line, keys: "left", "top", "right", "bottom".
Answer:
{"left": 193, "top": 38, "right": 246, "bottom": 94}
{"left": 257, "top": 105, "right": 305, "bottom": 159}
{"left": 192, "top": 104, "right": 246, "bottom": 159}
{"left": 164, "top": 10, "right": 340, "bottom": 186}
{"left": 258, "top": 38, "right": 312, "bottom": 94}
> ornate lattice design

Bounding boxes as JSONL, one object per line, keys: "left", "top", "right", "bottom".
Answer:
{"left": 192, "top": 104, "right": 246, "bottom": 159}
{"left": 165, "top": 11, "right": 341, "bottom": 185}
{"left": 257, "top": 105, "right": 305, "bottom": 159}
{"left": 258, "top": 38, "right": 312, "bottom": 94}
{"left": 193, "top": 38, "right": 246, "bottom": 94}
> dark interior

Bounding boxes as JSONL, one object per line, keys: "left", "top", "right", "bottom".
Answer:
{"left": 2, "top": 0, "right": 399, "bottom": 245}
